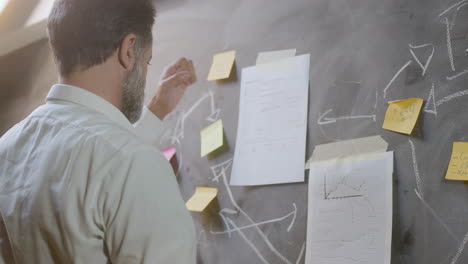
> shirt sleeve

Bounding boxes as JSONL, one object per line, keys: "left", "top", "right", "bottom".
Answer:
{"left": 102, "top": 147, "right": 196, "bottom": 264}
{"left": 133, "top": 106, "right": 164, "bottom": 145}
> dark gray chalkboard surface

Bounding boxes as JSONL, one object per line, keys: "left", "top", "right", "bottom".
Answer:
{"left": 148, "top": 0, "right": 468, "bottom": 263}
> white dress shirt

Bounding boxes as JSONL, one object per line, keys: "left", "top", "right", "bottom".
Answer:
{"left": 0, "top": 84, "right": 196, "bottom": 264}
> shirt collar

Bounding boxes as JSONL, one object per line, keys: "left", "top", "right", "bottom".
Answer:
{"left": 46, "top": 84, "right": 135, "bottom": 132}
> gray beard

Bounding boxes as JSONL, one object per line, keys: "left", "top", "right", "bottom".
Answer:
{"left": 121, "top": 61, "right": 146, "bottom": 124}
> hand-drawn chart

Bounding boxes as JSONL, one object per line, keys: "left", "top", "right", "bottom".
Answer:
{"left": 323, "top": 170, "right": 366, "bottom": 200}
{"left": 306, "top": 153, "right": 393, "bottom": 264}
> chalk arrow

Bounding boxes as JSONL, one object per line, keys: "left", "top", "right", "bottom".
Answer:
{"left": 171, "top": 90, "right": 221, "bottom": 144}
{"left": 409, "top": 43, "right": 434, "bottom": 76}
{"left": 206, "top": 108, "right": 221, "bottom": 122}
{"left": 211, "top": 203, "right": 297, "bottom": 235}
{"left": 318, "top": 109, "right": 376, "bottom": 126}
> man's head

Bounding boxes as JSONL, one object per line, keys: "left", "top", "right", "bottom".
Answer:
{"left": 47, "top": 0, "right": 156, "bottom": 123}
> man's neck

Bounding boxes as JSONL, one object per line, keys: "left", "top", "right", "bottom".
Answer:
{"left": 60, "top": 66, "right": 123, "bottom": 112}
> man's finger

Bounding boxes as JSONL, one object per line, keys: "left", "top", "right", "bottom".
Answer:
{"left": 162, "top": 58, "right": 189, "bottom": 79}
{"left": 188, "top": 60, "right": 197, "bottom": 84}
{"left": 177, "top": 58, "right": 191, "bottom": 74}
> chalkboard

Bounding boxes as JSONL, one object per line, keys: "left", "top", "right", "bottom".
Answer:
{"left": 148, "top": 0, "right": 468, "bottom": 263}
{"left": 2, "top": 0, "right": 468, "bottom": 263}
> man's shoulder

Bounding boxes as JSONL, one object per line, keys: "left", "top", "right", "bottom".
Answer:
{"left": 5, "top": 104, "right": 154, "bottom": 157}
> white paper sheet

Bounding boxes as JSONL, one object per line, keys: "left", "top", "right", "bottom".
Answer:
{"left": 230, "top": 54, "right": 310, "bottom": 186}
{"left": 306, "top": 151, "right": 393, "bottom": 264}
{"left": 256, "top": 49, "right": 297, "bottom": 65}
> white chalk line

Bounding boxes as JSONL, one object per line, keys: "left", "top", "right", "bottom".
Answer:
{"left": 226, "top": 218, "right": 270, "bottom": 264}
{"left": 436, "top": 89, "right": 468, "bottom": 107}
{"left": 211, "top": 159, "right": 294, "bottom": 264}
{"left": 295, "top": 242, "right": 306, "bottom": 264}
{"left": 317, "top": 109, "right": 335, "bottom": 125}
{"left": 450, "top": 231, "right": 468, "bottom": 264}
{"left": 171, "top": 90, "right": 220, "bottom": 144}
{"left": 409, "top": 43, "right": 433, "bottom": 49}
{"left": 218, "top": 208, "right": 238, "bottom": 239}
{"left": 374, "top": 89, "right": 379, "bottom": 111}
{"left": 183, "top": 90, "right": 217, "bottom": 120}
{"left": 210, "top": 159, "right": 233, "bottom": 182}
{"left": 341, "top": 81, "right": 361, "bottom": 84}
{"left": 424, "top": 83, "right": 437, "bottom": 116}
{"left": 409, "top": 43, "right": 434, "bottom": 76}
{"left": 288, "top": 203, "right": 297, "bottom": 232}
{"left": 409, "top": 140, "right": 424, "bottom": 198}
{"left": 325, "top": 115, "right": 377, "bottom": 122}
{"left": 383, "top": 60, "right": 412, "bottom": 99}
{"left": 439, "top": 0, "right": 468, "bottom": 17}
{"left": 445, "top": 17, "right": 456, "bottom": 72}
{"left": 449, "top": 1, "right": 468, "bottom": 29}
{"left": 447, "top": 69, "right": 468, "bottom": 81}
{"left": 222, "top": 170, "right": 293, "bottom": 264}
{"left": 318, "top": 109, "right": 376, "bottom": 126}
{"left": 317, "top": 119, "right": 340, "bottom": 142}
{"left": 211, "top": 203, "right": 297, "bottom": 235}
{"left": 415, "top": 189, "right": 459, "bottom": 242}
{"left": 457, "top": 2, "right": 468, "bottom": 11}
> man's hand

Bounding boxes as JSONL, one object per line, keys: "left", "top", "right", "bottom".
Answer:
{"left": 148, "top": 58, "right": 197, "bottom": 120}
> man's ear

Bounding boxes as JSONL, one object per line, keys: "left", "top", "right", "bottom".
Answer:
{"left": 118, "top": 33, "right": 138, "bottom": 71}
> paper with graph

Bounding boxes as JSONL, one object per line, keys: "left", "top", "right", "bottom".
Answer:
{"left": 306, "top": 151, "right": 393, "bottom": 264}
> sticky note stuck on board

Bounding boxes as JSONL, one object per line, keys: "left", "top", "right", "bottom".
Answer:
{"left": 200, "top": 120, "right": 224, "bottom": 157}
{"left": 445, "top": 142, "right": 468, "bottom": 181}
{"left": 161, "top": 146, "right": 179, "bottom": 175}
{"left": 207, "top": 50, "right": 236, "bottom": 81}
{"left": 161, "top": 147, "right": 176, "bottom": 161}
{"left": 186, "top": 187, "right": 218, "bottom": 212}
{"left": 382, "top": 98, "right": 424, "bottom": 135}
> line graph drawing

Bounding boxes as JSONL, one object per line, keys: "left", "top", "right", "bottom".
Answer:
{"left": 307, "top": 153, "right": 392, "bottom": 264}
{"left": 323, "top": 171, "right": 366, "bottom": 200}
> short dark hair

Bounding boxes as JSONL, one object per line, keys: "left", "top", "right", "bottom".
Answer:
{"left": 47, "top": 0, "right": 156, "bottom": 76}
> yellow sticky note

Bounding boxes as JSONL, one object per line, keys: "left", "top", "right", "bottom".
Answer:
{"left": 186, "top": 187, "right": 218, "bottom": 212}
{"left": 207, "top": 50, "right": 236, "bottom": 81}
{"left": 382, "top": 98, "right": 424, "bottom": 134}
{"left": 445, "top": 142, "right": 468, "bottom": 181}
{"left": 200, "top": 120, "right": 224, "bottom": 157}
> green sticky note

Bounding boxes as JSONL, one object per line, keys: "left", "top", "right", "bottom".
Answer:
{"left": 200, "top": 120, "right": 224, "bottom": 157}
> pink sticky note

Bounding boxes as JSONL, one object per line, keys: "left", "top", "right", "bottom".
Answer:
{"left": 161, "top": 147, "right": 177, "bottom": 161}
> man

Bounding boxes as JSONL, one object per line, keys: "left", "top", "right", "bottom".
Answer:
{"left": 0, "top": 0, "right": 197, "bottom": 263}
